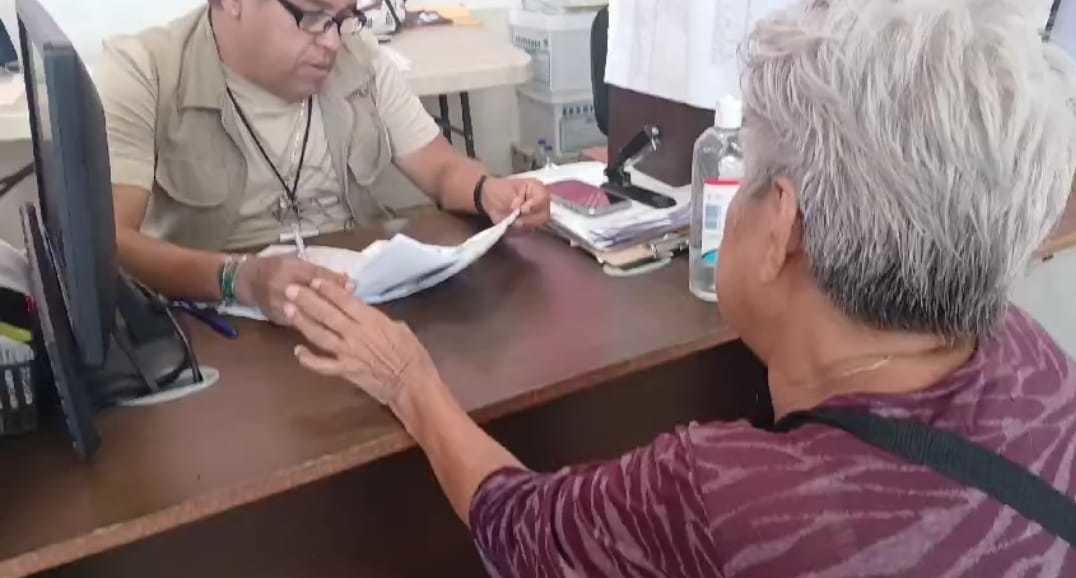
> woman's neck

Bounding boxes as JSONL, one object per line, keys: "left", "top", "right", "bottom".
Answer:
{"left": 764, "top": 315, "right": 976, "bottom": 420}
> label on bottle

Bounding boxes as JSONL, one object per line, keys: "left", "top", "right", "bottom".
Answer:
{"left": 700, "top": 179, "right": 739, "bottom": 266}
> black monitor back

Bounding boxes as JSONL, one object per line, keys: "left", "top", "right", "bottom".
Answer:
{"left": 17, "top": 0, "right": 117, "bottom": 368}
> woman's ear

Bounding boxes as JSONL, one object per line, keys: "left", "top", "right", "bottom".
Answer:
{"left": 758, "top": 176, "right": 801, "bottom": 283}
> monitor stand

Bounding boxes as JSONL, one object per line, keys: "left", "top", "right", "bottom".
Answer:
{"left": 21, "top": 205, "right": 99, "bottom": 458}
{"left": 87, "top": 277, "right": 210, "bottom": 409}
{"left": 23, "top": 204, "right": 210, "bottom": 423}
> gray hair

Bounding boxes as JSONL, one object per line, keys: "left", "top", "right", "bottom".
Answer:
{"left": 740, "top": 0, "right": 1076, "bottom": 339}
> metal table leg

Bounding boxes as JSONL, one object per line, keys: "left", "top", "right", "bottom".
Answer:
{"left": 434, "top": 92, "right": 477, "bottom": 159}
{"left": 438, "top": 94, "right": 452, "bottom": 143}
{"left": 459, "top": 92, "right": 476, "bottom": 158}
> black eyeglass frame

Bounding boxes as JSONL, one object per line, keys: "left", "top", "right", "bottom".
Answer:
{"left": 273, "top": 0, "right": 370, "bottom": 36}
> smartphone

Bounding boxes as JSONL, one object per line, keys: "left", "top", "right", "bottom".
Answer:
{"left": 550, "top": 180, "right": 632, "bottom": 217}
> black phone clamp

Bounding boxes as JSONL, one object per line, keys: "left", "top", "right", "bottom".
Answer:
{"left": 601, "top": 125, "right": 677, "bottom": 209}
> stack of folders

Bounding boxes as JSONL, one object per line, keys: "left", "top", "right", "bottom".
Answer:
{"left": 0, "top": 335, "right": 36, "bottom": 436}
{"left": 525, "top": 162, "right": 691, "bottom": 270}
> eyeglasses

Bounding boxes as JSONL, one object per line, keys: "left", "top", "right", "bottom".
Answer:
{"left": 273, "top": 0, "right": 369, "bottom": 36}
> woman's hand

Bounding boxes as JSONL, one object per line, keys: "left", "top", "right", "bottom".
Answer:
{"left": 285, "top": 281, "right": 525, "bottom": 527}
{"left": 283, "top": 279, "right": 442, "bottom": 407}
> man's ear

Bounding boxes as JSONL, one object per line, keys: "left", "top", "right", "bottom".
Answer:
{"left": 758, "top": 176, "right": 801, "bottom": 283}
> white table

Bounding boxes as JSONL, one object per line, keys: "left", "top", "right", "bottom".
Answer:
{"left": 0, "top": 72, "right": 29, "bottom": 142}
{"left": 386, "top": 24, "right": 531, "bottom": 157}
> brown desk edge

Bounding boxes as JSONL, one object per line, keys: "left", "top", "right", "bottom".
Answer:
{"left": 582, "top": 146, "right": 1076, "bottom": 259}
{"left": 0, "top": 211, "right": 736, "bottom": 578}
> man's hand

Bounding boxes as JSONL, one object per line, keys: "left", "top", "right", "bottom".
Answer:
{"left": 481, "top": 177, "right": 551, "bottom": 229}
{"left": 284, "top": 279, "right": 443, "bottom": 408}
{"left": 235, "top": 255, "right": 351, "bottom": 325}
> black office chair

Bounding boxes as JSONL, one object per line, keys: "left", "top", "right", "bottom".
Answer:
{"left": 590, "top": 6, "right": 609, "bottom": 136}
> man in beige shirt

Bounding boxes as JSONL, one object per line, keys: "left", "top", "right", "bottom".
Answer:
{"left": 99, "top": 0, "right": 550, "bottom": 324}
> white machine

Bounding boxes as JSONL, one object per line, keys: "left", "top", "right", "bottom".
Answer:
{"left": 363, "top": 0, "right": 405, "bottom": 36}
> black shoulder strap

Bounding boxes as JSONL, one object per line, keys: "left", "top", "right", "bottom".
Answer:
{"left": 784, "top": 408, "right": 1076, "bottom": 546}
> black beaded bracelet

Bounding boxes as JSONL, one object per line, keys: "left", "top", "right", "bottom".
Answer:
{"left": 473, "top": 174, "right": 489, "bottom": 219}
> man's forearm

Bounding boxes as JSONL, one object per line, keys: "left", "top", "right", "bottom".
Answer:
{"left": 434, "top": 155, "right": 486, "bottom": 215}
{"left": 117, "top": 228, "right": 228, "bottom": 302}
{"left": 398, "top": 137, "right": 487, "bottom": 215}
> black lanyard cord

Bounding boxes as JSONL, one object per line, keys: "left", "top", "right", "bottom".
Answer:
{"left": 226, "top": 87, "right": 314, "bottom": 217}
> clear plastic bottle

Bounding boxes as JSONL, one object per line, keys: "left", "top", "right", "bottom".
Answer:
{"left": 543, "top": 142, "right": 557, "bottom": 169}
{"left": 689, "top": 95, "right": 744, "bottom": 302}
{"left": 534, "top": 138, "right": 549, "bottom": 170}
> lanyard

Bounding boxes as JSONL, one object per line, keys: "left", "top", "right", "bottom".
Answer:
{"left": 226, "top": 88, "right": 314, "bottom": 223}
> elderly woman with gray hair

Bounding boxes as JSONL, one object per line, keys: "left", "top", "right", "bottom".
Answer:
{"left": 282, "top": 0, "right": 1076, "bottom": 575}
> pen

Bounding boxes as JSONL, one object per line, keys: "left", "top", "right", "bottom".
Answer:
{"left": 171, "top": 300, "right": 240, "bottom": 340}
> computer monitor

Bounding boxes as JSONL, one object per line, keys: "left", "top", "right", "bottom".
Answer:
{"left": 17, "top": 0, "right": 116, "bottom": 369}
{"left": 16, "top": 0, "right": 202, "bottom": 433}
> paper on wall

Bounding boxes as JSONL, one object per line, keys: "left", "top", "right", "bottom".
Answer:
{"left": 604, "top": 0, "right": 794, "bottom": 110}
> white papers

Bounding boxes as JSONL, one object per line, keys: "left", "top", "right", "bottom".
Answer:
{"left": 604, "top": 0, "right": 793, "bottom": 109}
{"left": 219, "top": 211, "right": 518, "bottom": 320}
{"left": 527, "top": 162, "right": 691, "bottom": 252}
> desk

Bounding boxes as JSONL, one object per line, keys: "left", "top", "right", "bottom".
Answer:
{"left": 389, "top": 25, "right": 530, "bottom": 158}
{"left": 0, "top": 211, "right": 767, "bottom": 578}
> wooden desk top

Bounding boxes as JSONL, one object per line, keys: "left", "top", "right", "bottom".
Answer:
{"left": 390, "top": 25, "right": 531, "bottom": 97}
{"left": 0, "top": 212, "right": 732, "bottom": 578}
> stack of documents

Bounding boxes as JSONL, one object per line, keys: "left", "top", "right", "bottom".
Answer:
{"left": 528, "top": 162, "right": 691, "bottom": 252}
{"left": 219, "top": 212, "right": 518, "bottom": 321}
{"left": 586, "top": 204, "right": 690, "bottom": 249}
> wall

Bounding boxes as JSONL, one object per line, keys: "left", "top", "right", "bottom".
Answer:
{"left": 1012, "top": 252, "right": 1076, "bottom": 356}
{"left": 0, "top": 0, "right": 205, "bottom": 69}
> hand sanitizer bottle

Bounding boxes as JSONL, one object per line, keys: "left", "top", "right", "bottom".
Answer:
{"left": 689, "top": 95, "right": 744, "bottom": 302}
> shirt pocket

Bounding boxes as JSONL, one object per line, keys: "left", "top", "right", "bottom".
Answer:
{"left": 155, "top": 153, "right": 232, "bottom": 208}
{"left": 146, "top": 151, "right": 241, "bottom": 250}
